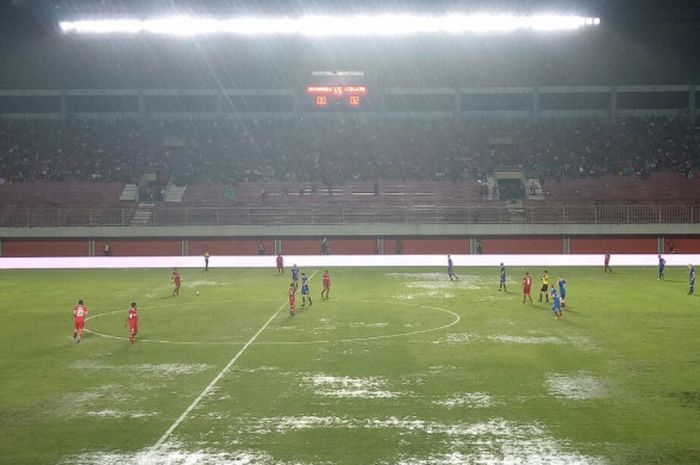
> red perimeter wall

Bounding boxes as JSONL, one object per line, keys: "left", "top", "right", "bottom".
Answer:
{"left": 4, "top": 235, "right": 699, "bottom": 257}
{"left": 2, "top": 240, "right": 88, "bottom": 257}
{"left": 570, "top": 237, "right": 657, "bottom": 254}
{"left": 664, "top": 236, "right": 700, "bottom": 253}
{"left": 480, "top": 237, "right": 562, "bottom": 254}
{"left": 95, "top": 239, "right": 181, "bottom": 256}
{"left": 387, "top": 238, "right": 469, "bottom": 255}
{"left": 188, "top": 239, "right": 274, "bottom": 256}
{"left": 281, "top": 238, "right": 376, "bottom": 255}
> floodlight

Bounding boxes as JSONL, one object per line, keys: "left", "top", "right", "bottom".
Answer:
{"left": 58, "top": 14, "right": 601, "bottom": 36}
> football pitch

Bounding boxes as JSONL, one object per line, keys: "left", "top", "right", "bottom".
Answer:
{"left": 1, "top": 265, "right": 699, "bottom": 465}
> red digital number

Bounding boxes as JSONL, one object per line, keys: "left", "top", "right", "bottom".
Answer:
{"left": 348, "top": 95, "right": 361, "bottom": 107}
{"left": 315, "top": 96, "right": 328, "bottom": 107}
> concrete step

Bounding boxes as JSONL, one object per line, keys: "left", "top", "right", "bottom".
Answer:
{"left": 526, "top": 178, "right": 545, "bottom": 200}
{"left": 130, "top": 202, "right": 154, "bottom": 225}
{"left": 119, "top": 184, "right": 139, "bottom": 201}
{"left": 164, "top": 184, "right": 187, "bottom": 202}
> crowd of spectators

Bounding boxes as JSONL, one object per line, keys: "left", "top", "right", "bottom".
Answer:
{"left": 0, "top": 117, "right": 698, "bottom": 186}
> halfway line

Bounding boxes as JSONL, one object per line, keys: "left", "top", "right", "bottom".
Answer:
{"left": 151, "top": 270, "right": 317, "bottom": 449}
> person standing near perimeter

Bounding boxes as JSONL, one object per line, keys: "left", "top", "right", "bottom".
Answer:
{"left": 72, "top": 299, "right": 89, "bottom": 343}
{"left": 604, "top": 253, "right": 612, "bottom": 273}
{"left": 203, "top": 248, "right": 210, "bottom": 271}
{"left": 276, "top": 254, "right": 284, "bottom": 274}
{"left": 658, "top": 255, "right": 666, "bottom": 281}
{"left": 522, "top": 272, "right": 533, "bottom": 304}
{"left": 448, "top": 255, "right": 459, "bottom": 281}
{"left": 126, "top": 302, "right": 138, "bottom": 347}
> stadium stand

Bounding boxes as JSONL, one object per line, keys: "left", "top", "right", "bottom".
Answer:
{"left": 540, "top": 172, "right": 700, "bottom": 203}
{"left": 1, "top": 116, "right": 699, "bottom": 227}
{"left": 0, "top": 182, "right": 125, "bottom": 208}
{"left": 1, "top": 117, "right": 698, "bottom": 186}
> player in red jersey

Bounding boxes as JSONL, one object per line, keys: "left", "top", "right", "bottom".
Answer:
{"left": 604, "top": 253, "right": 612, "bottom": 273}
{"left": 72, "top": 299, "right": 89, "bottom": 343}
{"left": 288, "top": 282, "right": 296, "bottom": 317}
{"left": 172, "top": 268, "right": 181, "bottom": 296}
{"left": 522, "top": 272, "right": 533, "bottom": 304}
{"left": 276, "top": 254, "right": 284, "bottom": 274}
{"left": 321, "top": 270, "right": 331, "bottom": 299}
{"left": 126, "top": 302, "right": 138, "bottom": 347}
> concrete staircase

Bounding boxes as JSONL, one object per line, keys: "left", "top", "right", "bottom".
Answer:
{"left": 506, "top": 200, "right": 526, "bottom": 223}
{"left": 164, "top": 184, "right": 187, "bottom": 202}
{"left": 131, "top": 203, "right": 154, "bottom": 225}
{"left": 119, "top": 184, "right": 139, "bottom": 201}
{"left": 486, "top": 176, "right": 498, "bottom": 200}
{"left": 526, "top": 178, "right": 545, "bottom": 200}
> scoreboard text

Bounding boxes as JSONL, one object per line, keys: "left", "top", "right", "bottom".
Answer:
{"left": 305, "top": 86, "right": 368, "bottom": 108}
{"left": 306, "top": 71, "right": 368, "bottom": 109}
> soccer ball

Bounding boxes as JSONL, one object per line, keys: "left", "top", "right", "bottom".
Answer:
{"left": 196, "top": 291, "right": 200, "bottom": 296}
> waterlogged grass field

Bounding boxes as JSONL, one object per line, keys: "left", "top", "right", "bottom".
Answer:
{"left": 1, "top": 266, "right": 699, "bottom": 465}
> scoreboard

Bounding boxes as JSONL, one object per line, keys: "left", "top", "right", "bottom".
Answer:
{"left": 305, "top": 71, "right": 368, "bottom": 109}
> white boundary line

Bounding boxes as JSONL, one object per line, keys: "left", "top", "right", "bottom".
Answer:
{"left": 151, "top": 299, "right": 287, "bottom": 448}
{"left": 150, "top": 270, "right": 316, "bottom": 450}
{"left": 84, "top": 299, "right": 460, "bottom": 346}
{"left": 3, "top": 253, "right": 699, "bottom": 269}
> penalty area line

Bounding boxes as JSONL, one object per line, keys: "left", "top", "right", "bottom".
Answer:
{"left": 151, "top": 270, "right": 317, "bottom": 450}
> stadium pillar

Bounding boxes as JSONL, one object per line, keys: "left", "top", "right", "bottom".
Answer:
{"left": 690, "top": 86, "right": 696, "bottom": 123}
{"left": 610, "top": 88, "right": 618, "bottom": 122}
{"left": 137, "top": 90, "right": 145, "bottom": 119}
{"left": 657, "top": 236, "right": 664, "bottom": 254}
{"left": 293, "top": 92, "right": 301, "bottom": 114}
{"left": 532, "top": 88, "right": 540, "bottom": 120}
{"left": 562, "top": 238, "right": 570, "bottom": 254}
{"left": 275, "top": 239, "right": 282, "bottom": 255}
{"left": 182, "top": 240, "right": 189, "bottom": 257}
{"left": 379, "top": 88, "right": 387, "bottom": 115}
{"left": 60, "top": 89, "right": 68, "bottom": 118}
{"left": 0, "top": 238, "right": 3, "bottom": 257}
{"left": 88, "top": 240, "right": 95, "bottom": 256}
{"left": 377, "top": 238, "right": 384, "bottom": 255}
{"left": 215, "top": 90, "right": 223, "bottom": 116}
{"left": 454, "top": 89, "right": 462, "bottom": 118}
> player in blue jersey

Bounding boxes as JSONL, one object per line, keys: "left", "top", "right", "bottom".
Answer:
{"left": 498, "top": 263, "right": 507, "bottom": 291}
{"left": 658, "top": 255, "right": 666, "bottom": 280}
{"left": 447, "top": 255, "right": 459, "bottom": 281}
{"left": 557, "top": 276, "right": 567, "bottom": 309}
{"left": 688, "top": 264, "right": 696, "bottom": 295}
{"left": 551, "top": 288, "right": 563, "bottom": 320}
{"left": 291, "top": 264, "right": 300, "bottom": 290}
{"left": 301, "top": 273, "right": 313, "bottom": 307}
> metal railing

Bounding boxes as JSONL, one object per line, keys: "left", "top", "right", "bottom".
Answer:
{"left": 1, "top": 204, "right": 699, "bottom": 227}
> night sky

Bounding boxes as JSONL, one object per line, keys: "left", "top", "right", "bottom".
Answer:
{"left": 0, "top": 0, "right": 698, "bottom": 88}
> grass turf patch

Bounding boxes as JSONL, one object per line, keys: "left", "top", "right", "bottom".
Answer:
{"left": 0, "top": 266, "right": 698, "bottom": 464}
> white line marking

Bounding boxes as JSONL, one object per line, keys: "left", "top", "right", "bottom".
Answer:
{"left": 150, "top": 270, "right": 317, "bottom": 450}
{"left": 83, "top": 329, "right": 242, "bottom": 345}
{"left": 84, "top": 298, "right": 281, "bottom": 321}
{"left": 84, "top": 300, "right": 459, "bottom": 346}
